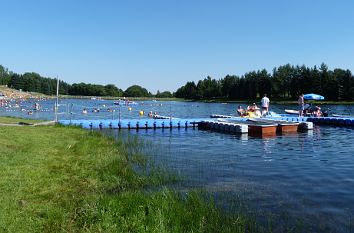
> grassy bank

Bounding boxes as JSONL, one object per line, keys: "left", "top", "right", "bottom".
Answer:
{"left": 0, "top": 122, "right": 254, "bottom": 232}
{"left": 0, "top": 116, "right": 44, "bottom": 124}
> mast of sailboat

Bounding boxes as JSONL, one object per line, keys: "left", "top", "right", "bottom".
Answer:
{"left": 55, "top": 76, "right": 59, "bottom": 122}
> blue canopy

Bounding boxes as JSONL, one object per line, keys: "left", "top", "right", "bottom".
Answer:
{"left": 303, "top": 93, "right": 325, "bottom": 100}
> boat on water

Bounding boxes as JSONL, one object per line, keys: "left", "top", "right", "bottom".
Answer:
{"left": 331, "top": 114, "right": 354, "bottom": 118}
{"left": 285, "top": 106, "right": 329, "bottom": 117}
{"left": 90, "top": 96, "right": 102, "bottom": 100}
{"left": 114, "top": 100, "right": 138, "bottom": 106}
{"left": 211, "top": 111, "right": 281, "bottom": 119}
{"left": 285, "top": 109, "right": 299, "bottom": 115}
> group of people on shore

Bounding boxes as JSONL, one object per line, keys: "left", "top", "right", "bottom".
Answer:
{"left": 237, "top": 94, "right": 270, "bottom": 117}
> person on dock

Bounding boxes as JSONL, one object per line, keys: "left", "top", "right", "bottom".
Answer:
{"left": 298, "top": 94, "right": 304, "bottom": 116}
{"left": 261, "top": 94, "right": 270, "bottom": 115}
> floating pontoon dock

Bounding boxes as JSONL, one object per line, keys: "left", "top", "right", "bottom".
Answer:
{"left": 58, "top": 113, "right": 354, "bottom": 137}
{"left": 199, "top": 118, "right": 312, "bottom": 137}
{"left": 58, "top": 118, "right": 205, "bottom": 129}
{"left": 59, "top": 116, "right": 313, "bottom": 138}
{"left": 210, "top": 114, "right": 354, "bottom": 127}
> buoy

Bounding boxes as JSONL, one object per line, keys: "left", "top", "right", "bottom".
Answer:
{"left": 139, "top": 110, "right": 144, "bottom": 116}
{"left": 128, "top": 107, "right": 132, "bottom": 111}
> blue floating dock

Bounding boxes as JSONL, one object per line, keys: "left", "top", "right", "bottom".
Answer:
{"left": 211, "top": 113, "right": 354, "bottom": 127}
{"left": 58, "top": 118, "right": 208, "bottom": 129}
{"left": 306, "top": 116, "right": 354, "bottom": 126}
{"left": 58, "top": 114, "right": 354, "bottom": 132}
{"left": 275, "top": 116, "right": 354, "bottom": 127}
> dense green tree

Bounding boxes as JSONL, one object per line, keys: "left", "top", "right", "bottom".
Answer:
{"left": 196, "top": 76, "right": 221, "bottom": 99}
{"left": 104, "top": 84, "right": 123, "bottom": 97}
{"left": 155, "top": 90, "right": 173, "bottom": 98}
{"left": 243, "top": 72, "right": 258, "bottom": 99}
{"left": 174, "top": 81, "right": 198, "bottom": 99}
{"left": 272, "top": 64, "right": 294, "bottom": 98}
{"left": 337, "top": 69, "right": 354, "bottom": 100}
{"left": 221, "top": 75, "right": 237, "bottom": 98}
{"left": 124, "top": 85, "right": 150, "bottom": 97}
{"left": 0, "top": 65, "right": 11, "bottom": 85}
{"left": 41, "top": 78, "right": 53, "bottom": 95}
{"left": 257, "top": 69, "right": 272, "bottom": 97}
{"left": 9, "top": 73, "right": 25, "bottom": 90}
{"left": 176, "top": 63, "right": 354, "bottom": 101}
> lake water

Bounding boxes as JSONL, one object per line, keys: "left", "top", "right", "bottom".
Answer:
{"left": 2, "top": 99, "right": 354, "bottom": 232}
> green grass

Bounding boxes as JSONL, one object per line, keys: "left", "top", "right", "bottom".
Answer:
{"left": 0, "top": 124, "right": 255, "bottom": 232}
{"left": 0, "top": 116, "right": 43, "bottom": 124}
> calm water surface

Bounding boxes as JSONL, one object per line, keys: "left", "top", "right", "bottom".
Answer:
{"left": 2, "top": 99, "right": 354, "bottom": 232}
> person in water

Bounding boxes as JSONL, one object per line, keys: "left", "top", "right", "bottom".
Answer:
{"left": 247, "top": 103, "right": 258, "bottom": 112}
{"left": 34, "top": 102, "right": 40, "bottom": 111}
{"left": 153, "top": 112, "right": 158, "bottom": 118}
{"left": 313, "top": 106, "right": 323, "bottom": 117}
{"left": 237, "top": 105, "right": 246, "bottom": 116}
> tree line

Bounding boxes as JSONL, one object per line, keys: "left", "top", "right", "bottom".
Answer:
{"left": 2, "top": 63, "right": 354, "bottom": 100}
{"left": 175, "top": 63, "right": 354, "bottom": 101}
{"left": 0, "top": 65, "right": 173, "bottom": 98}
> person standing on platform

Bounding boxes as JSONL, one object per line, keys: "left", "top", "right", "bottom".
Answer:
{"left": 298, "top": 94, "right": 304, "bottom": 116}
{"left": 260, "top": 94, "right": 270, "bottom": 115}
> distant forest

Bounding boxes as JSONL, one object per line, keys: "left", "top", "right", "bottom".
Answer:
{"left": 0, "top": 64, "right": 173, "bottom": 98}
{"left": 1, "top": 63, "right": 354, "bottom": 100}
{"left": 175, "top": 63, "right": 354, "bottom": 101}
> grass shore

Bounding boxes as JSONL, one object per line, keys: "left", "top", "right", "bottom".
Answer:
{"left": 0, "top": 119, "right": 255, "bottom": 232}
{"left": 0, "top": 116, "right": 44, "bottom": 124}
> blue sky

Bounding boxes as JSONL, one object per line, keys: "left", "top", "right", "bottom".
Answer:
{"left": 1, "top": 0, "right": 354, "bottom": 93}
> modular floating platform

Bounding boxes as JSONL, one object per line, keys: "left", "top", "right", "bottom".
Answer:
{"left": 210, "top": 114, "right": 354, "bottom": 127}
{"left": 58, "top": 114, "right": 354, "bottom": 137}
{"left": 58, "top": 118, "right": 205, "bottom": 130}
{"left": 58, "top": 117, "right": 307, "bottom": 137}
